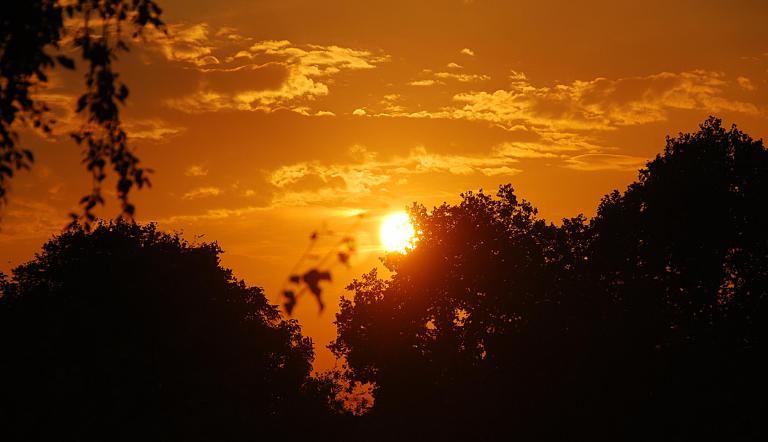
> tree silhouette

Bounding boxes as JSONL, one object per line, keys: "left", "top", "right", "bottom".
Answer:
{"left": 332, "top": 117, "right": 768, "bottom": 441}
{"left": 588, "top": 116, "right": 768, "bottom": 440}
{"left": 333, "top": 186, "right": 596, "bottom": 440}
{"left": 0, "top": 1, "right": 163, "bottom": 224}
{"left": 0, "top": 221, "right": 342, "bottom": 441}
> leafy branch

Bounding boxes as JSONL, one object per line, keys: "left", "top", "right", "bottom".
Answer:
{"left": 0, "top": 1, "right": 164, "bottom": 229}
{"left": 282, "top": 213, "right": 365, "bottom": 315}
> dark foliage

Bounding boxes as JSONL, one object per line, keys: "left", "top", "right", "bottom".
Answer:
{"left": 333, "top": 117, "right": 768, "bottom": 441}
{"left": 0, "top": 222, "right": 344, "bottom": 441}
{"left": 0, "top": 1, "right": 163, "bottom": 225}
{"left": 588, "top": 117, "right": 768, "bottom": 441}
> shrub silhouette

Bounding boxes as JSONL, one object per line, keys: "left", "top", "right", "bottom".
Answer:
{"left": 0, "top": 222, "right": 340, "bottom": 441}
{"left": 332, "top": 117, "right": 768, "bottom": 441}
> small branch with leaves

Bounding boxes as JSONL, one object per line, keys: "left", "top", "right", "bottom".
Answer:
{"left": 282, "top": 213, "right": 364, "bottom": 315}
{"left": 0, "top": 1, "right": 164, "bottom": 229}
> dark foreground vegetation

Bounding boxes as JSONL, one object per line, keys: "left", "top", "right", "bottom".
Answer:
{"left": 1, "top": 117, "right": 767, "bottom": 441}
{"left": 0, "top": 223, "right": 349, "bottom": 441}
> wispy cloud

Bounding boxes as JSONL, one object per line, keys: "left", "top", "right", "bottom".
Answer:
{"left": 408, "top": 68, "right": 490, "bottom": 86}
{"left": 495, "top": 142, "right": 561, "bottom": 158}
{"left": 408, "top": 79, "right": 441, "bottom": 87}
{"left": 124, "top": 119, "right": 185, "bottom": 141}
{"left": 156, "top": 206, "right": 268, "bottom": 224}
{"left": 736, "top": 76, "right": 756, "bottom": 91}
{"left": 182, "top": 186, "right": 222, "bottom": 200}
{"left": 184, "top": 165, "right": 209, "bottom": 177}
{"left": 159, "top": 25, "right": 389, "bottom": 114}
{"left": 267, "top": 145, "right": 524, "bottom": 206}
{"left": 565, "top": 154, "right": 648, "bottom": 171}
{"left": 380, "top": 70, "right": 763, "bottom": 131}
{"left": 154, "top": 23, "right": 219, "bottom": 66}
{"left": 434, "top": 72, "right": 490, "bottom": 82}
{"left": 0, "top": 198, "right": 66, "bottom": 241}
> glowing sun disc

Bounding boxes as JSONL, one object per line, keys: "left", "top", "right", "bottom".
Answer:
{"left": 380, "top": 212, "right": 416, "bottom": 253}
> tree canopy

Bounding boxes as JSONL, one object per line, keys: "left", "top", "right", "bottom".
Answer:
{"left": 0, "top": 222, "right": 344, "bottom": 441}
{"left": 332, "top": 117, "right": 768, "bottom": 441}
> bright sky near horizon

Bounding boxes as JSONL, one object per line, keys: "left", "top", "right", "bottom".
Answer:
{"left": 1, "top": 0, "right": 767, "bottom": 371}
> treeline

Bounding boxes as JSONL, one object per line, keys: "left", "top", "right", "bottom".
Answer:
{"left": 1, "top": 117, "right": 767, "bottom": 441}
{"left": 334, "top": 116, "right": 768, "bottom": 441}
{"left": 0, "top": 223, "right": 351, "bottom": 441}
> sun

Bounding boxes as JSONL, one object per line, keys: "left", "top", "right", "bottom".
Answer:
{"left": 380, "top": 212, "right": 416, "bottom": 253}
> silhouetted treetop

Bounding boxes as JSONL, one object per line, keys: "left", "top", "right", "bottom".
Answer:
{"left": 591, "top": 116, "right": 768, "bottom": 343}
{"left": 583, "top": 117, "right": 768, "bottom": 440}
{"left": 332, "top": 185, "right": 595, "bottom": 440}
{"left": 0, "top": 221, "right": 340, "bottom": 441}
{"left": 1, "top": 1, "right": 164, "bottom": 225}
{"left": 333, "top": 117, "right": 768, "bottom": 441}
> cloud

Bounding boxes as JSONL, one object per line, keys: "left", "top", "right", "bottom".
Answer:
{"left": 124, "top": 119, "right": 185, "bottom": 141}
{"left": 380, "top": 94, "right": 404, "bottom": 112}
{"left": 31, "top": 78, "right": 186, "bottom": 144}
{"left": 460, "top": 48, "right": 475, "bottom": 56}
{"left": 185, "top": 165, "right": 208, "bottom": 177}
{"left": 215, "top": 26, "right": 248, "bottom": 41}
{"left": 494, "top": 142, "right": 561, "bottom": 158}
{"left": 447, "top": 62, "right": 463, "bottom": 69}
{"left": 408, "top": 79, "right": 441, "bottom": 87}
{"left": 266, "top": 145, "right": 524, "bottom": 206}
{"left": 0, "top": 198, "right": 65, "bottom": 241}
{"left": 30, "top": 91, "right": 79, "bottom": 136}
{"left": 157, "top": 206, "right": 267, "bottom": 224}
{"left": 383, "top": 70, "right": 763, "bottom": 131}
{"left": 479, "top": 166, "right": 522, "bottom": 176}
{"left": 264, "top": 129, "right": 644, "bottom": 208}
{"left": 564, "top": 154, "right": 647, "bottom": 171}
{"left": 157, "top": 24, "right": 389, "bottom": 114}
{"left": 736, "top": 76, "right": 756, "bottom": 91}
{"left": 352, "top": 108, "right": 367, "bottom": 116}
{"left": 434, "top": 72, "right": 490, "bottom": 82}
{"left": 270, "top": 163, "right": 313, "bottom": 187}
{"left": 509, "top": 70, "right": 528, "bottom": 82}
{"left": 182, "top": 186, "right": 222, "bottom": 200}
{"left": 153, "top": 23, "right": 218, "bottom": 66}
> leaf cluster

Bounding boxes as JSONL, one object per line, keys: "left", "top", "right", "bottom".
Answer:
{"left": 282, "top": 215, "right": 363, "bottom": 315}
{"left": 0, "top": 1, "right": 164, "bottom": 226}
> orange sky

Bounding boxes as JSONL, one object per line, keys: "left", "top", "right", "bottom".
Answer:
{"left": 2, "top": 0, "right": 767, "bottom": 371}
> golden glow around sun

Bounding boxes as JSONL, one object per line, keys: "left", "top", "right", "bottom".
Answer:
{"left": 380, "top": 212, "right": 416, "bottom": 253}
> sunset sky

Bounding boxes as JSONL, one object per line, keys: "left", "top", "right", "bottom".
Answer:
{"left": 2, "top": 0, "right": 767, "bottom": 370}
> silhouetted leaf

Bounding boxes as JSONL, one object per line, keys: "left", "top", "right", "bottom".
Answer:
{"left": 56, "top": 55, "right": 75, "bottom": 69}
{"left": 283, "top": 290, "right": 297, "bottom": 315}
{"left": 302, "top": 269, "right": 331, "bottom": 312}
